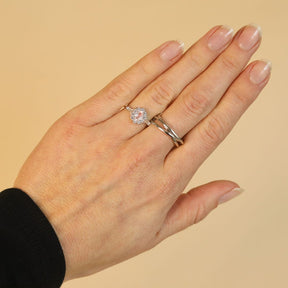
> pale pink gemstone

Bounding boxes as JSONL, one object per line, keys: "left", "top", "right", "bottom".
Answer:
{"left": 130, "top": 107, "right": 148, "bottom": 124}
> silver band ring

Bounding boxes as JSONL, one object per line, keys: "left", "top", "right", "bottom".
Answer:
{"left": 150, "top": 114, "right": 184, "bottom": 147}
{"left": 121, "top": 105, "right": 151, "bottom": 125}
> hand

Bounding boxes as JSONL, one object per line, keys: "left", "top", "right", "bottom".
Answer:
{"left": 14, "top": 24, "right": 271, "bottom": 281}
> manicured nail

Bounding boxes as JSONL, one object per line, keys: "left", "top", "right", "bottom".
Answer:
{"left": 160, "top": 40, "right": 185, "bottom": 61}
{"left": 238, "top": 24, "right": 262, "bottom": 51}
{"left": 208, "top": 25, "right": 234, "bottom": 51}
{"left": 250, "top": 60, "right": 272, "bottom": 84}
{"left": 218, "top": 187, "right": 244, "bottom": 205}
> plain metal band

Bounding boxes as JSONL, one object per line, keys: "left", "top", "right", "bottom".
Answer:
{"left": 150, "top": 114, "right": 184, "bottom": 147}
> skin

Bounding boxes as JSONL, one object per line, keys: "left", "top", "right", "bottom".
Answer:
{"left": 14, "top": 24, "right": 271, "bottom": 282}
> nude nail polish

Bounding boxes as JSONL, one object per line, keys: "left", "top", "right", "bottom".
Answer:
{"left": 238, "top": 24, "right": 262, "bottom": 51}
{"left": 250, "top": 60, "right": 272, "bottom": 84}
{"left": 160, "top": 40, "right": 185, "bottom": 61}
{"left": 218, "top": 187, "right": 244, "bottom": 204}
{"left": 208, "top": 25, "right": 234, "bottom": 51}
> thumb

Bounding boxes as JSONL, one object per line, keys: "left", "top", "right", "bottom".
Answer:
{"left": 157, "top": 180, "right": 244, "bottom": 241}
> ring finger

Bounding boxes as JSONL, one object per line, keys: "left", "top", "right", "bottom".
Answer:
{"left": 141, "top": 24, "right": 262, "bottom": 155}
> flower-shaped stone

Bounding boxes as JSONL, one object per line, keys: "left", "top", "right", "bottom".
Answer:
{"left": 128, "top": 107, "right": 150, "bottom": 125}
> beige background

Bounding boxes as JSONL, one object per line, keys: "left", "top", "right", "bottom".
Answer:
{"left": 0, "top": 1, "right": 287, "bottom": 287}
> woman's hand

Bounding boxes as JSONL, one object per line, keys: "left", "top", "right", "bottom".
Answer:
{"left": 14, "top": 24, "right": 271, "bottom": 281}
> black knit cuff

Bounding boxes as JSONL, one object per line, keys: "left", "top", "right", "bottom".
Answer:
{"left": 0, "top": 188, "right": 66, "bottom": 288}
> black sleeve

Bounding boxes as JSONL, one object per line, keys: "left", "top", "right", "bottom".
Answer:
{"left": 0, "top": 188, "right": 66, "bottom": 288}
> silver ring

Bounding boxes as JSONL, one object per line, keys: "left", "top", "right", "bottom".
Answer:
{"left": 121, "top": 105, "right": 151, "bottom": 125}
{"left": 150, "top": 114, "right": 184, "bottom": 147}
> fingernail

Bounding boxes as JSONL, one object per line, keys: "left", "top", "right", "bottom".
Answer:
{"left": 238, "top": 24, "right": 262, "bottom": 51}
{"left": 160, "top": 40, "right": 185, "bottom": 61}
{"left": 249, "top": 60, "right": 272, "bottom": 84}
{"left": 208, "top": 25, "right": 234, "bottom": 51}
{"left": 218, "top": 187, "right": 244, "bottom": 205}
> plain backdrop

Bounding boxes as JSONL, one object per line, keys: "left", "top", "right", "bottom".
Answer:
{"left": 0, "top": 1, "right": 287, "bottom": 287}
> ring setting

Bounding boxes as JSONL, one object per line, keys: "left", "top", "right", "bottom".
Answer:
{"left": 124, "top": 106, "right": 151, "bottom": 125}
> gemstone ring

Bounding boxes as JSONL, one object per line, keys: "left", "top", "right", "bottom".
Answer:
{"left": 122, "top": 105, "right": 151, "bottom": 125}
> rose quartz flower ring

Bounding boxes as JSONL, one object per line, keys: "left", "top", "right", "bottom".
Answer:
{"left": 123, "top": 105, "right": 151, "bottom": 125}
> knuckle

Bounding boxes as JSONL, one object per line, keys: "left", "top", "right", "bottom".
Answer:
{"left": 127, "top": 151, "right": 145, "bottom": 171}
{"left": 57, "top": 119, "right": 81, "bottom": 144}
{"left": 61, "top": 107, "right": 86, "bottom": 127}
{"left": 221, "top": 54, "right": 241, "bottom": 73}
{"left": 229, "top": 87, "right": 252, "bottom": 106}
{"left": 186, "top": 53, "right": 203, "bottom": 72}
{"left": 194, "top": 201, "right": 208, "bottom": 224}
{"left": 105, "top": 77, "right": 133, "bottom": 102}
{"left": 150, "top": 79, "right": 176, "bottom": 106}
{"left": 199, "top": 114, "right": 226, "bottom": 146}
{"left": 182, "top": 90, "right": 210, "bottom": 117}
{"left": 54, "top": 110, "right": 80, "bottom": 136}
{"left": 124, "top": 146, "right": 152, "bottom": 174}
{"left": 138, "top": 58, "right": 154, "bottom": 76}
{"left": 155, "top": 168, "right": 182, "bottom": 201}
{"left": 160, "top": 173, "right": 179, "bottom": 196}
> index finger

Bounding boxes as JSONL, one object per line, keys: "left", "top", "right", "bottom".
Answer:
{"left": 72, "top": 39, "right": 185, "bottom": 126}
